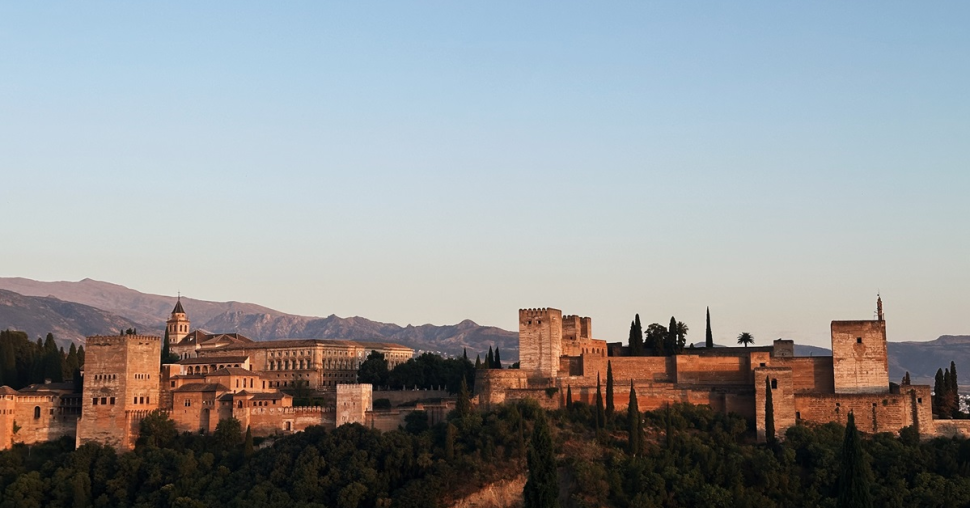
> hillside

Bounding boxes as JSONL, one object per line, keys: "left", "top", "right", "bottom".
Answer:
{"left": 888, "top": 335, "right": 970, "bottom": 385}
{"left": 0, "top": 289, "right": 142, "bottom": 345}
{"left": 0, "top": 278, "right": 518, "bottom": 360}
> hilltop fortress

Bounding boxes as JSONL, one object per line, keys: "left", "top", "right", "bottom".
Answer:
{"left": 476, "top": 297, "right": 970, "bottom": 441}
{"left": 3, "top": 297, "right": 969, "bottom": 451}
{"left": 1, "top": 300, "right": 414, "bottom": 450}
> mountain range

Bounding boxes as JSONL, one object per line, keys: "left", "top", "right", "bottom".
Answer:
{"left": 0, "top": 278, "right": 517, "bottom": 361}
{"left": 0, "top": 277, "right": 967, "bottom": 384}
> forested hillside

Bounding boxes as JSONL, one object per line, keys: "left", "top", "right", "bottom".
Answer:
{"left": 4, "top": 397, "right": 970, "bottom": 507}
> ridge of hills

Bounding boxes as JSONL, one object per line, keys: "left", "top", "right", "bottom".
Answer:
{"left": 0, "top": 278, "right": 518, "bottom": 360}
{"left": 1, "top": 278, "right": 968, "bottom": 383}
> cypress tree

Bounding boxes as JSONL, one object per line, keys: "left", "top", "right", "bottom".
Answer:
{"left": 475, "top": 354, "right": 482, "bottom": 370}
{"left": 445, "top": 423, "right": 457, "bottom": 461}
{"left": 244, "top": 426, "right": 254, "bottom": 457}
{"left": 463, "top": 348, "right": 468, "bottom": 362}
{"left": 161, "top": 329, "right": 172, "bottom": 364}
{"left": 934, "top": 368, "right": 945, "bottom": 416}
{"left": 944, "top": 369, "right": 956, "bottom": 417}
{"left": 77, "top": 345, "right": 85, "bottom": 366}
{"left": 628, "top": 316, "right": 643, "bottom": 356}
{"left": 523, "top": 411, "right": 559, "bottom": 508}
{"left": 487, "top": 347, "right": 494, "bottom": 369}
{"left": 627, "top": 380, "right": 640, "bottom": 456}
{"left": 565, "top": 385, "right": 573, "bottom": 411}
{"left": 837, "top": 412, "right": 873, "bottom": 508}
{"left": 705, "top": 307, "right": 714, "bottom": 348}
{"left": 765, "top": 376, "right": 776, "bottom": 446}
{"left": 952, "top": 361, "right": 960, "bottom": 417}
{"left": 595, "top": 374, "right": 605, "bottom": 430}
{"left": 495, "top": 347, "right": 502, "bottom": 369}
{"left": 456, "top": 376, "right": 472, "bottom": 418}
{"left": 605, "top": 361, "right": 615, "bottom": 422}
{"left": 666, "top": 316, "right": 678, "bottom": 355}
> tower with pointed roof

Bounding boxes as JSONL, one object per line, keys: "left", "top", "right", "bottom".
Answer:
{"left": 167, "top": 297, "right": 190, "bottom": 346}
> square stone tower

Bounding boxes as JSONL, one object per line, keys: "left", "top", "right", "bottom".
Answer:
{"left": 77, "top": 334, "right": 161, "bottom": 449}
{"left": 831, "top": 297, "right": 889, "bottom": 394}
{"left": 519, "top": 308, "right": 562, "bottom": 380}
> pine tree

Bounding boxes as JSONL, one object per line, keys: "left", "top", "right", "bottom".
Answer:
{"left": 595, "top": 374, "right": 605, "bottom": 430}
{"left": 487, "top": 347, "right": 494, "bottom": 369}
{"left": 837, "top": 412, "right": 873, "bottom": 508}
{"left": 605, "top": 361, "right": 615, "bottom": 422}
{"left": 456, "top": 376, "right": 472, "bottom": 418}
{"left": 244, "top": 426, "right": 254, "bottom": 457}
{"left": 565, "top": 385, "right": 573, "bottom": 411}
{"left": 765, "top": 376, "right": 776, "bottom": 446}
{"left": 706, "top": 307, "right": 714, "bottom": 348}
{"left": 495, "top": 347, "right": 502, "bottom": 369}
{"left": 523, "top": 411, "right": 559, "bottom": 508}
{"left": 628, "top": 380, "right": 641, "bottom": 456}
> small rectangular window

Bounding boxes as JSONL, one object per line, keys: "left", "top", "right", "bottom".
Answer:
{"left": 856, "top": 337, "right": 862, "bottom": 344}
{"left": 100, "top": 397, "right": 107, "bottom": 405}
{"left": 93, "top": 398, "right": 98, "bottom": 405}
{"left": 110, "top": 397, "right": 115, "bottom": 405}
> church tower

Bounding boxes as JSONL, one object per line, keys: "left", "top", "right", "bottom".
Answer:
{"left": 166, "top": 297, "right": 190, "bottom": 345}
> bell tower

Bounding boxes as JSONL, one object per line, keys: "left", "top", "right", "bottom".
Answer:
{"left": 166, "top": 296, "right": 190, "bottom": 345}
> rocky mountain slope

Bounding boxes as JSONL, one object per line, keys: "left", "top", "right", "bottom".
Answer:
{"left": 0, "top": 278, "right": 518, "bottom": 360}
{"left": 0, "top": 289, "right": 142, "bottom": 344}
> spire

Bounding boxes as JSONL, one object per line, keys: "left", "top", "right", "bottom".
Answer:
{"left": 172, "top": 294, "right": 185, "bottom": 315}
{"left": 876, "top": 294, "right": 884, "bottom": 322}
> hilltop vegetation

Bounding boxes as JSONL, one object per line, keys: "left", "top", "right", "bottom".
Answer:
{"left": 4, "top": 396, "right": 970, "bottom": 507}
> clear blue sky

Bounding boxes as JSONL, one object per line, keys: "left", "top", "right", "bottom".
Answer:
{"left": 2, "top": 2, "right": 968, "bottom": 348}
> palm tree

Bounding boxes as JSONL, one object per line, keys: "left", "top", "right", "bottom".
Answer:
{"left": 675, "top": 321, "right": 689, "bottom": 350}
{"left": 737, "top": 332, "right": 754, "bottom": 348}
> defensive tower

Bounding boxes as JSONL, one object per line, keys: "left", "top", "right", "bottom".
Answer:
{"left": 831, "top": 296, "right": 890, "bottom": 394}
{"left": 518, "top": 308, "right": 562, "bottom": 380}
{"left": 76, "top": 334, "right": 161, "bottom": 449}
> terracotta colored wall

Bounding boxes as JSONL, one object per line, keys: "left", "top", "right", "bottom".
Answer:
{"left": 773, "top": 357, "right": 835, "bottom": 393}
{"left": 519, "top": 308, "right": 562, "bottom": 379}
{"left": 676, "top": 355, "right": 750, "bottom": 385}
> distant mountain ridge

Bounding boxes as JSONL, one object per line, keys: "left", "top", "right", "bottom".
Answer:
{"left": 1, "top": 278, "right": 967, "bottom": 382}
{"left": 0, "top": 278, "right": 518, "bottom": 360}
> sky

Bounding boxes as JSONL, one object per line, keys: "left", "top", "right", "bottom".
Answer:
{"left": 1, "top": 2, "right": 968, "bottom": 349}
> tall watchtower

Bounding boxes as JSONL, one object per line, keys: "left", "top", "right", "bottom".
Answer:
{"left": 77, "top": 334, "right": 161, "bottom": 449}
{"left": 518, "top": 308, "right": 562, "bottom": 380}
{"left": 831, "top": 296, "right": 889, "bottom": 394}
{"left": 166, "top": 297, "right": 190, "bottom": 345}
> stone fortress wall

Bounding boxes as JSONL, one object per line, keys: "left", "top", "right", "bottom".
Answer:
{"left": 477, "top": 297, "right": 964, "bottom": 441}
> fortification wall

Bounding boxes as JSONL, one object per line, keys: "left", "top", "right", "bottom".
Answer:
{"left": 832, "top": 320, "right": 889, "bottom": 394}
{"left": 605, "top": 357, "right": 673, "bottom": 383}
{"left": 794, "top": 385, "right": 930, "bottom": 435}
{"left": 676, "top": 355, "right": 750, "bottom": 386}
{"left": 247, "top": 406, "right": 333, "bottom": 435}
{"left": 372, "top": 389, "right": 451, "bottom": 406}
{"left": 931, "top": 420, "right": 970, "bottom": 439}
{"left": 474, "top": 369, "right": 529, "bottom": 410}
{"left": 772, "top": 357, "right": 835, "bottom": 393}
{"left": 7, "top": 396, "right": 77, "bottom": 447}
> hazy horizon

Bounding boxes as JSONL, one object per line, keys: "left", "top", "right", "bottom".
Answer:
{"left": 2, "top": 3, "right": 968, "bottom": 349}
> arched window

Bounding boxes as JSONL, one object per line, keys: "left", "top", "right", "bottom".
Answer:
{"left": 34, "top": 406, "right": 41, "bottom": 419}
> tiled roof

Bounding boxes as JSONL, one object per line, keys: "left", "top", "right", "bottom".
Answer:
{"left": 0, "top": 386, "right": 18, "bottom": 395}
{"left": 173, "top": 383, "right": 229, "bottom": 393}
{"left": 176, "top": 356, "right": 249, "bottom": 365}
{"left": 207, "top": 367, "right": 258, "bottom": 377}
{"left": 216, "top": 339, "right": 412, "bottom": 351}
{"left": 173, "top": 298, "right": 185, "bottom": 314}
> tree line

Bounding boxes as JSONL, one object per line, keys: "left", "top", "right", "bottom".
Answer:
{"left": 0, "top": 330, "right": 83, "bottom": 390}
{"left": 358, "top": 350, "right": 477, "bottom": 393}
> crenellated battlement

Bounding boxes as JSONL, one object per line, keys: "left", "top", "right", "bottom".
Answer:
{"left": 86, "top": 335, "right": 161, "bottom": 346}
